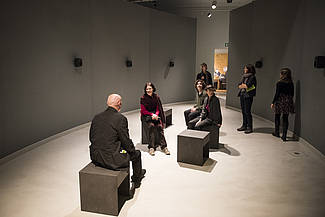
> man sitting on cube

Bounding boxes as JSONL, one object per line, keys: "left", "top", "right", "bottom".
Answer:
{"left": 89, "top": 94, "right": 146, "bottom": 188}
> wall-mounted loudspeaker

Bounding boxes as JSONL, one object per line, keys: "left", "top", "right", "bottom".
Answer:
{"left": 255, "top": 60, "right": 263, "bottom": 68}
{"left": 169, "top": 61, "right": 175, "bottom": 67}
{"left": 126, "top": 60, "right": 132, "bottom": 67}
{"left": 74, "top": 58, "right": 83, "bottom": 67}
{"left": 314, "top": 56, "right": 325, "bottom": 68}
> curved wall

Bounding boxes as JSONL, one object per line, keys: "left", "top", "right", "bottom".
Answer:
{"left": 227, "top": 0, "right": 325, "bottom": 154}
{"left": 0, "top": 0, "right": 196, "bottom": 159}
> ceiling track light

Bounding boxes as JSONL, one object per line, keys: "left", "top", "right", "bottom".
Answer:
{"left": 207, "top": 12, "right": 212, "bottom": 18}
{"left": 211, "top": 1, "right": 217, "bottom": 9}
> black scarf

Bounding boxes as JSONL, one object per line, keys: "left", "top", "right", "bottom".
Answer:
{"left": 241, "top": 73, "right": 253, "bottom": 84}
{"left": 140, "top": 93, "right": 165, "bottom": 123}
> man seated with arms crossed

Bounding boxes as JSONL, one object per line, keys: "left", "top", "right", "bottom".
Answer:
{"left": 89, "top": 94, "right": 146, "bottom": 189}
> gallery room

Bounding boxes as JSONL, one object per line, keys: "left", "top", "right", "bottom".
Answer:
{"left": 0, "top": 0, "right": 324, "bottom": 217}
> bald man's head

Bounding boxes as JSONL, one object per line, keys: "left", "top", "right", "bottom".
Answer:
{"left": 107, "top": 94, "right": 122, "bottom": 111}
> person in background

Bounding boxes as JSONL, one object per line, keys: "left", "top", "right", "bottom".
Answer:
{"left": 271, "top": 68, "right": 295, "bottom": 141}
{"left": 89, "top": 94, "right": 146, "bottom": 188}
{"left": 188, "top": 85, "right": 222, "bottom": 130}
{"left": 237, "top": 64, "right": 257, "bottom": 134}
{"left": 140, "top": 82, "right": 170, "bottom": 156}
{"left": 196, "top": 63, "right": 213, "bottom": 86}
{"left": 184, "top": 79, "right": 207, "bottom": 127}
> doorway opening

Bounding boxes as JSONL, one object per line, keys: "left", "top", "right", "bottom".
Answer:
{"left": 213, "top": 49, "right": 228, "bottom": 94}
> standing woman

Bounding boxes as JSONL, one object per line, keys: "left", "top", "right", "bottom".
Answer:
{"left": 140, "top": 82, "right": 170, "bottom": 156}
{"left": 271, "top": 68, "right": 294, "bottom": 141}
{"left": 184, "top": 79, "right": 207, "bottom": 127}
{"left": 237, "top": 64, "right": 257, "bottom": 134}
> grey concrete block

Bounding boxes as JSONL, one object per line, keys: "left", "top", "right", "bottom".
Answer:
{"left": 79, "top": 163, "right": 130, "bottom": 216}
{"left": 141, "top": 116, "right": 149, "bottom": 144}
{"left": 177, "top": 130, "right": 210, "bottom": 166}
{"left": 164, "top": 107, "right": 172, "bottom": 128}
{"left": 203, "top": 125, "right": 220, "bottom": 149}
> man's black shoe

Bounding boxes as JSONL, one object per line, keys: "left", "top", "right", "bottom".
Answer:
{"left": 237, "top": 126, "right": 246, "bottom": 131}
{"left": 132, "top": 169, "right": 146, "bottom": 188}
{"left": 244, "top": 128, "right": 253, "bottom": 134}
{"left": 281, "top": 136, "right": 287, "bottom": 142}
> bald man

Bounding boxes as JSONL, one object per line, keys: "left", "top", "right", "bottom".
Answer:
{"left": 89, "top": 94, "right": 146, "bottom": 188}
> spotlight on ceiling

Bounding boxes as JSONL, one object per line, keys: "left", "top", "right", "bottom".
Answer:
{"left": 211, "top": 1, "right": 217, "bottom": 9}
{"left": 207, "top": 12, "right": 212, "bottom": 18}
{"left": 227, "top": 0, "right": 232, "bottom": 3}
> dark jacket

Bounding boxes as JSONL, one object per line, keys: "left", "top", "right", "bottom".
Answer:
{"left": 237, "top": 75, "right": 257, "bottom": 97}
{"left": 272, "top": 81, "right": 294, "bottom": 104}
{"left": 195, "top": 91, "right": 207, "bottom": 110}
{"left": 140, "top": 93, "right": 166, "bottom": 124}
{"left": 196, "top": 71, "right": 213, "bottom": 86}
{"left": 200, "top": 95, "right": 222, "bottom": 125}
{"left": 89, "top": 106, "right": 136, "bottom": 170}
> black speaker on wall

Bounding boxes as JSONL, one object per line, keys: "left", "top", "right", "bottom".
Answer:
{"left": 74, "top": 58, "right": 83, "bottom": 67}
{"left": 169, "top": 61, "right": 175, "bottom": 67}
{"left": 255, "top": 60, "right": 263, "bottom": 68}
{"left": 314, "top": 56, "right": 325, "bottom": 68}
{"left": 126, "top": 60, "right": 132, "bottom": 67}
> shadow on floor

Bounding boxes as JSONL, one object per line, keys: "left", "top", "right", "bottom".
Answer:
{"left": 135, "top": 143, "right": 149, "bottom": 153}
{"left": 274, "top": 136, "right": 298, "bottom": 142}
{"left": 286, "top": 137, "right": 299, "bottom": 142}
{"left": 253, "top": 127, "right": 274, "bottom": 134}
{"left": 209, "top": 143, "right": 241, "bottom": 156}
{"left": 254, "top": 128, "right": 298, "bottom": 142}
{"left": 219, "top": 131, "right": 227, "bottom": 136}
{"left": 178, "top": 158, "right": 217, "bottom": 173}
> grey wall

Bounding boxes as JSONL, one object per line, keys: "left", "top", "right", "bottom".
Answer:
{"left": 0, "top": 0, "right": 196, "bottom": 159}
{"left": 160, "top": 9, "right": 230, "bottom": 76}
{"left": 90, "top": 0, "right": 151, "bottom": 113}
{"left": 149, "top": 10, "right": 196, "bottom": 103}
{"left": 227, "top": 0, "right": 325, "bottom": 154}
{"left": 0, "top": 0, "right": 93, "bottom": 159}
{"left": 196, "top": 12, "right": 230, "bottom": 76}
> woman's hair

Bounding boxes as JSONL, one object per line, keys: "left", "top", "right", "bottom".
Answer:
{"left": 144, "top": 82, "right": 156, "bottom": 94}
{"left": 280, "top": 68, "right": 293, "bottom": 82}
{"left": 245, "top": 64, "right": 256, "bottom": 75}
{"left": 194, "top": 79, "right": 206, "bottom": 91}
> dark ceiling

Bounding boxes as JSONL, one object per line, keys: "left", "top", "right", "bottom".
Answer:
{"left": 126, "top": 0, "right": 253, "bottom": 15}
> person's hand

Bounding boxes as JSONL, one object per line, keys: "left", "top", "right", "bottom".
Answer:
{"left": 191, "top": 107, "right": 196, "bottom": 112}
{"left": 241, "top": 84, "right": 247, "bottom": 89}
{"left": 271, "top": 104, "right": 274, "bottom": 109}
{"left": 217, "top": 124, "right": 221, "bottom": 127}
{"left": 195, "top": 119, "right": 201, "bottom": 127}
{"left": 152, "top": 114, "right": 158, "bottom": 120}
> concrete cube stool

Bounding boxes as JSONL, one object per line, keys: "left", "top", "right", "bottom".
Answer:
{"left": 79, "top": 163, "right": 130, "bottom": 216}
{"left": 163, "top": 107, "right": 172, "bottom": 128}
{"left": 177, "top": 129, "right": 210, "bottom": 166}
{"left": 141, "top": 107, "right": 172, "bottom": 144}
{"left": 141, "top": 116, "right": 150, "bottom": 144}
{"left": 203, "top": 125, "right": 220, "bottom": 149}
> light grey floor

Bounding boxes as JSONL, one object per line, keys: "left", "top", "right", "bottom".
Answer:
{"left": 0, "top": 100, "right": 324, "bottom": 217}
